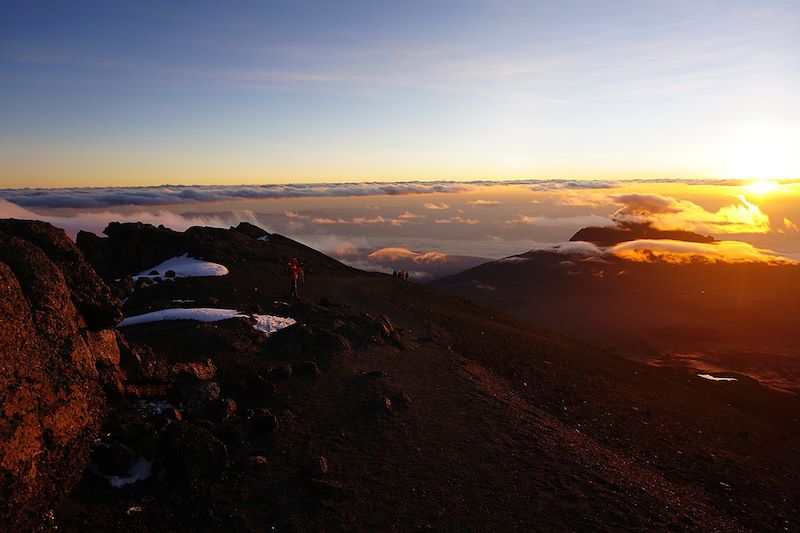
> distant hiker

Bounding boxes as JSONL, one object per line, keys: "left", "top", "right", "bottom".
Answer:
{"left": 288, "top": 257, "right": 305, "bottom": 298}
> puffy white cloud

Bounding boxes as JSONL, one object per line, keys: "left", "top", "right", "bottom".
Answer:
{"left": 368, "top": 247, "right": 449, "bottom": 263}
{"left": 424, "top": 202, "right": 450, "bottom": 210}
{"left": 398, "top": 210, "right": 425, "bottom": 220}
{"left": 433, "top": 216, "right": 479, "bottom": 224}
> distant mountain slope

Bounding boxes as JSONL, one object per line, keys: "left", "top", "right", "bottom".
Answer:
{"left": 570, "top": 221, "right": 715, "bottom": 245}
{"left": 433, "top": 227, "right": 800, "bottom": 394}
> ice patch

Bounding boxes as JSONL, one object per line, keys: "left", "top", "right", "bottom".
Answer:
{"left": 697, "top": 373, "right": 738, "bottom": 382}
{"left": 105, "top": 457, "right": 153, "bottom": 488}
{"left": 134, "top": 253, "right": 228, "bottom": 279}
{"left": 257, "top": 235, "right": 269, "bottom": 242}
{"left": 117, "top": 307, "right": 296, "bottom": 336}
{"left": 90, "top": 440, "right": 153, "bottom": 488}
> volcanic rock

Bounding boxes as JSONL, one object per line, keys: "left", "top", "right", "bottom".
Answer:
{"left": 247, "top": 408, "right": 278, "bottom": 434}
{"left": 295, "top": 360, "right": 321, "bottom": 377}
{"left": 312, "top": 456, "right": 329, "bottom": 477}
{"left": 0, "top": 219, "right": 122, "bottom": 530}
{"left": 91, "top": 441, "right": 136, "bottom": 477}
{"left": 264, "top": 364, "right": 293, "bottom": 381}
{"left": 159, "top": 421, "right": 228, "bottom": 483}
{"left": 168, "top": 373, "right": 221, "bottom": 405}
{"left": 232, "top": 221, "right": 270, "bottom": 240}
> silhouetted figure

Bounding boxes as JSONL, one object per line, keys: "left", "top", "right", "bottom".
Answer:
{"left": 288, "top": 257, "right": 305, "bottom": 298}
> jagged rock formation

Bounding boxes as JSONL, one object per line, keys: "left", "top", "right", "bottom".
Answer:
{"left": 0, "top": 219, "right": 122, "bottom": 531}
{"left": 76, "top": 221, "right": 348, "bottom": 282}
{"left": 570, "top": 221, "right": 715, "bottom": 245}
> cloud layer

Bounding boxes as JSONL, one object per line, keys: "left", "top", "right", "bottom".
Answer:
{"left": 610, "top": 193, "right": 773, "bottom": 234}
{"left": 530, "top": 238, "right": 794, "bottom": 265}
{"left": 0, "top": 182, "right": 474, "bottom": 209}
{"left": 1, "top": 178, "right": 763, "bottom": 209}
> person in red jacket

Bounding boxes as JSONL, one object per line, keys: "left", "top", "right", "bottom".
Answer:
{"left": 288, "top": 257, "right": 305, "bottom": 298}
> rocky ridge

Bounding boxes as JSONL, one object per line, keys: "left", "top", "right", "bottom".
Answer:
{"left": 0, "top": 220, "right": 123, "bottom": 530}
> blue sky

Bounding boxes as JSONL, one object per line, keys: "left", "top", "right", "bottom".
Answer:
{"left": 1, "top": 0, "right": 799, "bottom": 187}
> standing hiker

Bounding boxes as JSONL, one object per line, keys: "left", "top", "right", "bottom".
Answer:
{"left": 288, "top": 257, "right": 305, "bottom": 298}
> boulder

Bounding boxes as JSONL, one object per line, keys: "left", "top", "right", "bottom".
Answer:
{"left": 168, "top": 373, "right": 221, "bottom": 405}
{"left": 91, "top": 441, "right": 136, "bottom": 477}
{"left": 311, "top": 456, "right": 329, "bottom": 477}
{"left": 159, "top": 421, "right": 227, "bottom": 483}
{"left": 0, "top": 219, "right": 122, "bottom": 530}
{"left": 232, "top": 221, "right": 270, "bottom": 240}
{"left": 295, "top": 360, "right": 321, "bottom": 377}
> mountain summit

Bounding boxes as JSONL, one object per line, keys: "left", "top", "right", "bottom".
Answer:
{"left": 2, "top": 219, "right": 798, "bottom": 531}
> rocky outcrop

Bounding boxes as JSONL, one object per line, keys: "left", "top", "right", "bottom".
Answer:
{"left": 0, "top": 219, "right": 122, "bottom": 531}
{"left": 76, "top": 221, "right": 272, "bottom": 280}
{"left": 570, "top": 222, "right": 715, "bottom": 246}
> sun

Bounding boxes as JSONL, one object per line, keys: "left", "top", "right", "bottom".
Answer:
{"left": 745, "top": 179, "right": 781, "bottom": 195}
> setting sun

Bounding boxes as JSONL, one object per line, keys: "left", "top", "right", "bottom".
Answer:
{"left": 745, "top": 179, "right": 781, "bottom": 195}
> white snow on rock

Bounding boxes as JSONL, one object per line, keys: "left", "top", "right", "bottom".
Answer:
{"left": 257, "top": 235, "right": 269, "bottom": 242}
{"left": 134, "top": 253, "right": 229, "bottom": 279}
{"left": 104, "top": 457, "right": 153, "bottom": 488}
{"left": 697, "top": 373, "right": 738, "bottom": 382}
{"left": 117, "top": 307, "right": 296, "bottom": 336}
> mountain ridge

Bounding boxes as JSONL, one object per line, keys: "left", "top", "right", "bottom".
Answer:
{"left": 2, "top": 219, "right": 798, "bottom": 531}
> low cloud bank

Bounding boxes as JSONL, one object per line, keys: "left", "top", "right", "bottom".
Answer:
{"left": 505, "top": 214, "right": 615, "bottom": 227}
{"left": 2, "top": 178, "right": 771, "bottom": 210}
{"left": 0, "top": 182, "right": 474, "bottom": 209}
{"left": 610, "top": 239, "right": 794, "bottom": 265}
{"left": 530, "top": 238, "right": 794, "bottom": 265}
{"left": 368, "top": 247, "right": 449, "bottom": 263}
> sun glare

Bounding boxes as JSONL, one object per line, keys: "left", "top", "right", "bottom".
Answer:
{"left": 745, "top": 179, "right": 781, "bottom": 195}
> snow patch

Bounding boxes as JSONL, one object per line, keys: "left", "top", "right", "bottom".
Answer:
{"left": 257, "top": 235, "right": 269, "bottom": 242}
{"left": 134, "top": 253, "right": 228, "bottom": 279}
{"left": 697, "top": 373, "right": 738, "bottom": 382}
{"left": 90, "top": 441, "right": 153, "bottom": 488}
{"left": 117, "top": 307, "right": 296, "bottom": 336}
{"left": 105, "top": 457, "right": 153, "bottom": 488}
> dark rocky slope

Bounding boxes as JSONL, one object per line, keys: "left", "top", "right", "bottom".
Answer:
{"left": 39, "top": 221, "right": 799, "bottom": 531}
{"left": 0, "top": 220, "right": 123, "bottom": 531}
{"left": 433, "top": 227, "right": 800, "bottom": 394}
